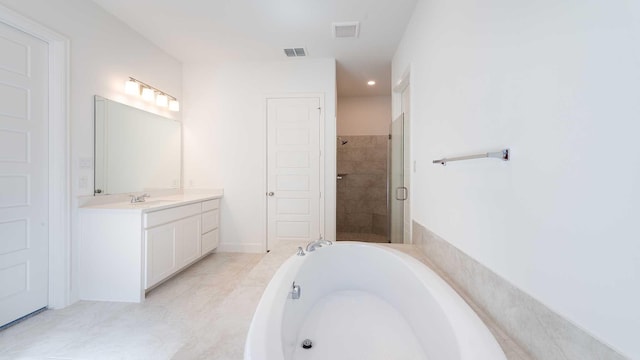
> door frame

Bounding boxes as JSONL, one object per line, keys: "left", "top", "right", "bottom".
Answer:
{"left": 0, "top": 5, "right": 70, "bottom": 309}
{"left": 264, "top": 93, "right": 325, "bottom": 252}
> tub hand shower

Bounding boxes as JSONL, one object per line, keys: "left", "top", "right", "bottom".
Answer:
{"left": 290, "top": 282, "right": 301, "bottom": 299}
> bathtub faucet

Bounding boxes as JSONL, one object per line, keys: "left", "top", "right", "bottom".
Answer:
{"left": 305, "top": 237, "right": 333, "bottom": 252}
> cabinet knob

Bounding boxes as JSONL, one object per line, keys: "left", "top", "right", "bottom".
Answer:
{"left": 267, "top": 192, "right": 275, "bottom": 196}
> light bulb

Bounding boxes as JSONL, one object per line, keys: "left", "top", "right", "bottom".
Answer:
{"left": 169, "top": 99, "right": 180, "bottom": 112}
{"left": 141, "top": 87, "right": 155, "bottom": 102}
{"left": 156, "top": 94, "right": 168, "bottom": 107}
{"left": 124, "top": 79, "right": 139, "bottom": 95}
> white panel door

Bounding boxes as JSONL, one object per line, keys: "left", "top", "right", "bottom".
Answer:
{"left": 267, "top": 98, "right": 321, "bottom": 250}
{"left": 0, "top": 21, "right": 49, "bottom": 326}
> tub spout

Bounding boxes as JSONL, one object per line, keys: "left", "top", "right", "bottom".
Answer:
{"left": 305, "top": 237, "right": 333, "bottom": 252}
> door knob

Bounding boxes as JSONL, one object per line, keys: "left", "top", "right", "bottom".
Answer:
{"left": 267, "top": 192, "right": 275, "bottom": 196}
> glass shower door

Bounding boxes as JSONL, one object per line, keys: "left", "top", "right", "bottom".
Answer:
{"left": 389, "top": 114, "right": 405, "bottom": 243}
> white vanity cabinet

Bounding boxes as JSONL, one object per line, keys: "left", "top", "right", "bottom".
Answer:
{"left": 79, "top": 194, "right": 222, "bottom": 303}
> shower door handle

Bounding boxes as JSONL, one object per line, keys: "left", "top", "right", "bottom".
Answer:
{"left": 395, "top": 187, "right": 408, "bottom": 201}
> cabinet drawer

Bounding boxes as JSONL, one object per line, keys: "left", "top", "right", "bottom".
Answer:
{"left": 202, "top": 199, "right": 220, "bottom": 212}
{"left": 144, "top": 203, "right": 201, "bottom": 229}
{"left": 202, "top": 209, "right": 219, "bottom": 234}
{"left": 202, "top": 228, "right": 219, "bottom": 254}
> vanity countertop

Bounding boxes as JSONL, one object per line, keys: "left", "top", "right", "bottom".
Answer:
{"left": 79, "top": 190, "right": 223, "bottom": 212}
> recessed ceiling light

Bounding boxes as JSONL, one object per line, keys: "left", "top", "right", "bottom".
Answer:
{"left": 367, "top": 80, "right": 376, "bottom": 86}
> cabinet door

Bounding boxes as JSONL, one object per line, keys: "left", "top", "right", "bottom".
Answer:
{"left": 176, "top": 215, "right": 201, "bottom": 269}
{"left": 202, "top": 228, "right": 219, "bottom": 254}
{"left": 145, "top": 222, "right": 177, "bottom": 289}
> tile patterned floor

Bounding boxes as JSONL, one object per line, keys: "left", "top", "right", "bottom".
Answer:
{"left": 0, "top": 242, "right": 529, "bottom": 359}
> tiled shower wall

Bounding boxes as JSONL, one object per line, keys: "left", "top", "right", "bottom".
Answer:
{"left": 336, "top": 135, "right": 388, "bottom": 237}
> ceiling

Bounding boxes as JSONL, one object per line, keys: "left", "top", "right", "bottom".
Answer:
{"left": 91, "top": 0, "right": 417, "bottom": 96}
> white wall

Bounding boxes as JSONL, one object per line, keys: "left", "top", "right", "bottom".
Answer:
{"left": 183, "top": 59, "right": 336, "bottom": 253}
{"left": 337, "top": 96, "right": 391, "bottom": 136}
{"left": 0, "top": 0, "right": 182, "bottom": 304}
{"left": 393, "top": 0, "right": 640, "bottom": 357}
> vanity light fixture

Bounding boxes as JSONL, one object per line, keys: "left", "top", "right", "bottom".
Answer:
{"left": 124, "top": 77, "right": 180, "bottom": 112}
{"left": 124, "top": 79, "right": 140, "bottom": 95}
{"left": 156, "top": 93, "right": 168, "bottom": 107}
{"left": 367, "top": 80, "right": 376, "bottom": 86}
{"left": 168, "top": 99, "right": 180, "bottom": 112}
{"left": 141, "top": 87, "right": 155, "bottom": 102}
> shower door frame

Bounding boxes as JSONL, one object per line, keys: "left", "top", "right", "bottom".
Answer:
{"left": 389, "top": 114, "right": 406, "bottom": 244}
{"left": 390, "top": 69, "right": 411, "bottom": 244}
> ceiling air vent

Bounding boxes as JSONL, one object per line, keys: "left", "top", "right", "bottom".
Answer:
{"left": 332, "top": 21, "right": 360, "bottom": 38}
{"left": 284, "top": 48, "right": 307, "bottom": 57}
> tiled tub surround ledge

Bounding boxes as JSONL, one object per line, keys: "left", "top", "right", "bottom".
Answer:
{"left": 412, "top": 221, "right": 627, "bottom": 360}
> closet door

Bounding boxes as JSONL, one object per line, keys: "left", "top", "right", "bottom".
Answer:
{"left": 266, "top": 97, "right": 322, "bottom": 251}
{"left": 0, "top": 20, "right": 49, "bottom": 326}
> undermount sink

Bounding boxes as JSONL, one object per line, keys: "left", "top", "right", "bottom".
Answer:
{"left": 130, "top": 199, "right": 180, "bottom": 206}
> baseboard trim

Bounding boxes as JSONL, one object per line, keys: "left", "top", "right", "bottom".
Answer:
{"left": 217, "top": 242, "right": 264, "bottom": 254}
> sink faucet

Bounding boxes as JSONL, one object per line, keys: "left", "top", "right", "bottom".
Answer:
{"left": 129, "top": 193, "right": 150, "bottom": 203}
{"left": 305, "top": 237, "right": 333, "bottom": 252}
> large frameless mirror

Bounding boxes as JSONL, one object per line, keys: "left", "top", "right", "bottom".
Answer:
{"left": 94, "top": 95, "right": 181, "bottom": 195}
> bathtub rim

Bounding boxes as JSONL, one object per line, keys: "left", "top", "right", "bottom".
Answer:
{"left": 374, "top": 243, "right": 507, "bottom": 359}
{"left": 245, "top": 252, "right": 305, "bottom": 359}
{"left": 244, "top": 242, "right": 506, "bottom": 360}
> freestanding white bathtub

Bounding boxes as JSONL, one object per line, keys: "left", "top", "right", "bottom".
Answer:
{"left": 245, "top": 242, "right": 506, "bottom": 360}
